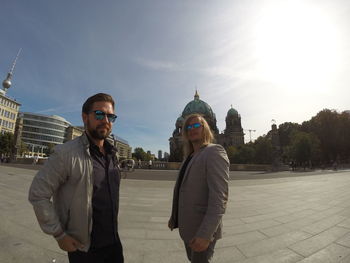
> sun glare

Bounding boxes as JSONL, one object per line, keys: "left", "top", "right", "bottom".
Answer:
{"left": 254, "top": 1, "right": 340, "bottom": 93}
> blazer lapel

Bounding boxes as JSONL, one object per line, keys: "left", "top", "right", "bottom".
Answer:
{"left": 180, "top": 146, "right": 207, "bottom": 187}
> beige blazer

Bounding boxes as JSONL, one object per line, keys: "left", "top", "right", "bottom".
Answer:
{"left": 170, "top": 144, "right": 230, "bottom": 243}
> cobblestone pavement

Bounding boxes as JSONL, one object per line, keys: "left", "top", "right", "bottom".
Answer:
{"left": 1, "top": 165, "right": 350, "bottom": 262}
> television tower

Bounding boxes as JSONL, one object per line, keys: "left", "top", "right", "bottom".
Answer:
{"left": 2, "top": 48, "right": 21, "bottom": 94}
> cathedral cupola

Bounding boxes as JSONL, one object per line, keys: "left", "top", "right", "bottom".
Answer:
{"left": 225, "top": 105, "right": 242, "bottom": 134}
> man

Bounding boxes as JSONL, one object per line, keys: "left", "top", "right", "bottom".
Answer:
{"left": 138, "top": 159, "right": 141, "bottom": 168}
{"left": 32, "top": 154, "right": 39, "bottom": 165}
{"left": 169, "top": 113, "right": 229, "bottom": 263}
{"left": 28, "top": 93, "right": 124, "bottom": 263}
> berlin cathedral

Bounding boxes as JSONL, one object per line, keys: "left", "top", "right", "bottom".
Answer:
{"left": 169, "top": 91, "right": 244, "bottom": 161}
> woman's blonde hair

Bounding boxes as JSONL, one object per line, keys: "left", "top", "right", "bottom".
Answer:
{"left": 182, "top": 113, "right": 214, "bottom": 158}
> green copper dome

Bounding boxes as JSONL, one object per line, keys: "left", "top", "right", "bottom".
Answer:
{"left": 227, "top": 105, "right": 238, "bottom": 116}
{"left": 181, "top": 91, "right": 215, "bottom": 120}
{"left": 176, "top": 116, "right": 184, "bottom": 122}
{"left": 176, "top": 116, "right": 184, "bottom": 127}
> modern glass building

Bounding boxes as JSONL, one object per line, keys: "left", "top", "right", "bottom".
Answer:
{"left": 20, "top": 112, "right": 71, "bottom": 155}
{"left": 18, "top": 112, "right": 132, "bottom": 158}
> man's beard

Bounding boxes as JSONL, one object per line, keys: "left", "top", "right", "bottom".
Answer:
{"left": 86, "top": 121, "right": 111, "bottom": 140}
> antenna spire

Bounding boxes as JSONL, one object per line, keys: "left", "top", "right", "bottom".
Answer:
{"left": 194, "top": 88, "right": 199, "bottom": 100}
{"left": 10, "top": 48, "right": 22, "bottom": 74}
{"left": 2, "top": 48, "right": 21, "bottom": 93}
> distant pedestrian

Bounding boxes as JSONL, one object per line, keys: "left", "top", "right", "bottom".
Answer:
{"left": 289, "top": 161, "right": 295, "bottom": 171}
{"left": 148, "top": 159, "right": 152, "bottom": 169}
{"left": 138, "top": 159, "right": 141, "bottom": 168}
{"left": 333, "top": 161, "right": 338, "bottom": 171}
{"left": 127, "top": 159, "right": 135, "bottom": 171}
{"left": 32, "top": 154, "right": 39, "bottom": 165}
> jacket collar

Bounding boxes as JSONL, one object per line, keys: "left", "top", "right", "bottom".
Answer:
{"left": 81, "top": 132, "right": 118, "bottom": 155}
{"left": 81, "top": 132, "right": 90, "bottom": 150}
{"left": 179, "top": 144, "right": 209, "bottom": 186}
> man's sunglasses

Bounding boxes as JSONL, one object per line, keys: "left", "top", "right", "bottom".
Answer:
{"left": 92, "top": 110, "right": 117, "bottom": 123}
{"left": 186, "top": 122, "right": 202, "bottom": 130}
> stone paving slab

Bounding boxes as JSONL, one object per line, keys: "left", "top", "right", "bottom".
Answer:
{"left": 237, "top": 231, "right": 312, "bottom": 258}
{"left": 289, "top": 226, "right": 350, "bottom": 257}
{"left": 297, "top": 243, "right": 350, "bottom": 263}
{"left": 1, "top": 165, "right": 350, "bottom": 262}
{"left": 235, "top": 248, "right": 304, "bottom": 263}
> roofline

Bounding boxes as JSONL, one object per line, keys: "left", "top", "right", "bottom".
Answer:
{"left": 21, "top": 112, "right": 71, "bottom": 124}
{"left": 0, "top": 93, "right": 21, "bottom": 105}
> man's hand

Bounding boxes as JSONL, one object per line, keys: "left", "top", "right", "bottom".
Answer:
{"left": 168, "top": 219, "right": 174, "bottom": 231}
{"left": 189, "top": 237, "right": 210, "bottom": 252}
{"left": 57, "top": 235, "right": 84, "bottom": 252}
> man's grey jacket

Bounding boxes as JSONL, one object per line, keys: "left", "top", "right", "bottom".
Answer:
{"left": 28, "top": 133, "right": 119, "bottom": 252}
{"left": 170, "top": 144, "right": 230, "bottom": 243}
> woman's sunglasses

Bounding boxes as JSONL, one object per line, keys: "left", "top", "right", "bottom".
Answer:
{"left": 186, "top": 122, "right": 202, "bottom": 130}
{"left": 92, "top": 110, "right": 117, "bottom": 123}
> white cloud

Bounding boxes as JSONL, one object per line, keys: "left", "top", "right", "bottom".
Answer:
{"left": 134, "top": 57, "right": 181, "bottom": 72}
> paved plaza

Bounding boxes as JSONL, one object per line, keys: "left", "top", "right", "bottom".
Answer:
{"left": 1, "top": 165, "right": 350, "bottom": 262}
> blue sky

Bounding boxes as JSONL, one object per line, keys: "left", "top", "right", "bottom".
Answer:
{"left": 1, "top": 0, "right": 350, "bottom": 155}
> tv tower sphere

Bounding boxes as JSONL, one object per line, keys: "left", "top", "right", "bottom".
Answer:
{"left": 2, "top": 49, "right": 21, "bottom": 93}
{"left": 2, "top": 73, "right": 12, "bottom": 90}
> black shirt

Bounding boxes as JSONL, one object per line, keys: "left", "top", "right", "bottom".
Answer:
{"left": 174, "top": 154, "right": 193, "bottom": 227}
{"left": 87, "top": 135, "right": 121, "bottom": 249}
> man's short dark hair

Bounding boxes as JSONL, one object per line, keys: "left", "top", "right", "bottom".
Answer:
{"left": 82, "top": 93, "right": 115, "bottom": 114}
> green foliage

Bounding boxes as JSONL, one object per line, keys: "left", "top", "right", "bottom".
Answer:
{"left": 253, "top": 136, "right": 273, "bottom": 164}
{"left": 267, "top": 109, "right": 350, "bottom": 165}
{"left": 301, "top": 109, "right": 350, "bottom": 162}
{"left": 171, "top": 109, "right": 349, "bottom": 165}
{"left": 132, "top": 147, "right": 152, "bottom": 161}
{"left": 278, "top": 122, "right": 300, "bottom": 148}
{"left": 43, "top": 143, "right": 55, "bottom": 157}
{"left": 19, "top": 140, "right": 28, "bottom": 155}
{"left": 226, "top": 146, "right": 238, "bottom": 163}
{"left": 288, "top": 131, "right": 321, "bottom": 164}
{"left": 236, "top": 144, "right": 255, "bottom": 164}
{"left": 227, "top": 141, "right": 265, "bottom": 164}
{"left": 0, "top": 132, "right": 15, "bottom": 155}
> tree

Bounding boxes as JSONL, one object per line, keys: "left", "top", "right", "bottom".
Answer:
{"left": 253, "top": 136, "right": 273, "bottom": 164}
{"left": 338, "top": 111, "right": 350, "bottom": 162}
{"left": 18, "top": 140, "right": 28, "bottom": 156}
{"left": 0, "top": 132, "right": 15, "bottom": 155}
{"left": 278, "top": 122, "right": 300, "bottom": 148}
{"left": 226, "top": 146, "right": 238, "bottom": 163}
{"left": 235, "top": 144, "right": 255, "bottom": 164}
{"left": 43, "top": 143, "right": 55, "bottom": 157}
{"left": 132, "top": 147, "right": 151, "bottom": 161}
{"left": 302, "top": 109, "right": 340, "bottom": 162}
{"left": 278, "top": 122, "right": 300, "bottom": 163}
{"left": 288, "top": 131, "right": 321, "bottom": 166}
